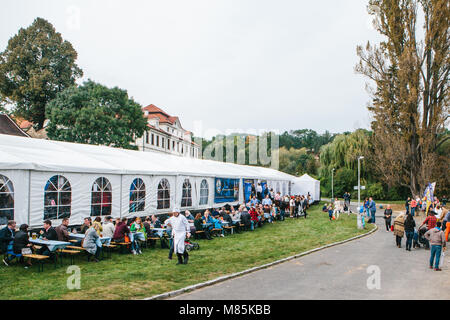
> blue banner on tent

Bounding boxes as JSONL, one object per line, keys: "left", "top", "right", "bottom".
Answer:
{"left": 243, "top": 179, "right": 254, "bottom": 203}
{"left": 215, "top": 178, "right": 240, "bottom": 203}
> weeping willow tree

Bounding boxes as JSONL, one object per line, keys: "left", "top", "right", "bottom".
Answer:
{"left": 355, "top": 0, "right": 449, "bottom": 196}
{"left": 319, "top": 129, "right": 372, "bottom": 178}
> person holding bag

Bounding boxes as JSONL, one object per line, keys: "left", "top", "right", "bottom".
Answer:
{"left": 393, "top": 213, "right": 406, "bottom": 248}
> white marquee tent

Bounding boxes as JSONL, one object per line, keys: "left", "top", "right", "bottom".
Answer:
{"left": 291, "top": 174, "right": 321, "bottom": 201}
{"left": 0, "top": 134, "right": 317, "bottom": 228}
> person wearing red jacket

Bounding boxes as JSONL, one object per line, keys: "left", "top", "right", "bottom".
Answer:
{"left": 249, "top": 206, "right": 260, "bottom": 229}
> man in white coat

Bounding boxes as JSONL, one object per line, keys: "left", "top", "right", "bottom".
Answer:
{"left": 168, "top": 208, "right": 191, "bottom": 265}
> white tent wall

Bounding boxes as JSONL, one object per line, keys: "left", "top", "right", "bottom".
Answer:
{"left": 177, "top": 175, "right": 197, "bottom": 212}
{"left": 0, "top": 134, "right": 303, "bottom": 227}
{"left": 192, "top": 176, "right": 214, "bottom": 210}
{"left": 0, "top": 169, "right": 29, "bottom": 227}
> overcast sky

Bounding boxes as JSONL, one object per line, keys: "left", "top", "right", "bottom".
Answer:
{"left": 1, "top": 0, "right": 384, "bottom": 138}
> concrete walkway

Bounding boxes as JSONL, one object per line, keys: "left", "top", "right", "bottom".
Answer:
{"left": 171, "top": 206, "right": 450, "bottom": 300}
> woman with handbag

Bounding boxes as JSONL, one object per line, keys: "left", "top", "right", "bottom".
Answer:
{"left": 384, "top": 205, "right": 393, "bottom": 232}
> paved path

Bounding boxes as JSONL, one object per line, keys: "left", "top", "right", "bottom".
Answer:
{"left": 171, "top": 206, "right": 450, "bottom": 300}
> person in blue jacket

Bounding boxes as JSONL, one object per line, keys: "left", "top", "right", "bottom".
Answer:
{"left": 368, "top": 197, "right": 377, "bottom": 224}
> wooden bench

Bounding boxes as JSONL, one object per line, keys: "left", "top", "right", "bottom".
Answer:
{"left": 223, "top": 226, "right": 235, "bottom": 235}
{"left": 66, "top": 245, "right": 86, "bottom": 251}
{"left": 194, "top": 230, "right": 205, "bottom": 240}
{"left": 102, "top": 244, "right": 117, "bottom": 259}
{"left": 110, "top": 242, "right": 131, "bottom": 254}
{"left": 22, "top": 254, "right": 50, "bottom": 272}
{"left": 56, "top": 249, "right": 81, "bottom": 265}
{"left": 211, "top": 228, "right": 223, "bottom": 237}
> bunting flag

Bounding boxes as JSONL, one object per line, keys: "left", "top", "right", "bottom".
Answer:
{"left": 423, "top": 182, "right": 436, "bottom": 215}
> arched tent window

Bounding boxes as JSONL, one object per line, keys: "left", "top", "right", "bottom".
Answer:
{"left": 44, "top": 175, "right": 71, "bottom": 220}
{"left": 181, "top": 179, "right": 192, "bottom": 207}
{"left": 157, "top": 178, "right": 170, "bottom": 210}
{"left": 91, "top": 177, "right": 112, "bottom": 216}
{"left": 199, "top": 179, "right": 209, "bottom": 205}
{"left": 0, "top": 175, "right": 14, "bottom": 225}
{"left": 130, "top": 178, "right": 145, "bottom": 213}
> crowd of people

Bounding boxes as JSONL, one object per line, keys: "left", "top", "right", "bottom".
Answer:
{"left": 391, "top": 196, "right": 448, "bottom": 271}
{"left": 0, "top": 187, "right": 315, "bottom": 268}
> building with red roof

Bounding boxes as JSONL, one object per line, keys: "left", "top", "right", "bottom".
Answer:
{"left": 135, "top": 104, "right": 200, "bottom": 158}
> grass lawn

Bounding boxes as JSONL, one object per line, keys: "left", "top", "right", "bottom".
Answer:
{"left": 0, "top": 203, "right": 375, "bottom": 300}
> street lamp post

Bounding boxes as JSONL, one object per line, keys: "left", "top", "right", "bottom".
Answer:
{"left": 331, "top": 168, "right": 335, "bottom": 200}
{"left": 358, "top": 156, "right": 364, "bottom": 210}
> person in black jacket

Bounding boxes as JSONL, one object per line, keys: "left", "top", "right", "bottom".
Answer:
{"left": 1, "top": 220, "right": 16, "bottom": 266}
{"left": 240, "top": 209, "right": 252, "bottom": 230}
{"left": 384, "top": 206, "right": 393, "bottom": 232}
{"left": 37, "top": 220, "right": 58, "bottom": 257}
{"left": 13, "top": 224, "right": 33, "bottom": 268}
{"left": 404, "top": 214, "right": 416, "bottom": 251}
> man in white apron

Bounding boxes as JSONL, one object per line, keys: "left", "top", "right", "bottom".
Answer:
{"left": 169, "top": 208, "right": 191, "bottom": 265}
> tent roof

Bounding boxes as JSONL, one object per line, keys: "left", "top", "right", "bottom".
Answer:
{"left": 297, "top": 174, "right": 319, "bottom": 182}
{"left": 0, "top": 134, "right": 296, "bottom": 181}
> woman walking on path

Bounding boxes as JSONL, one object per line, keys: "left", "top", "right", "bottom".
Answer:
{"left": 384, "top": 205, "right": 393, "bottom": 232}
{"left": 393, "top": 213, "right": 406, "bottom": 248}
{"left": 404, "top": 214, "right": 416, "bottom": 251}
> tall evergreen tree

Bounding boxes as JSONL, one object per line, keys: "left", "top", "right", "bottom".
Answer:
{"left": 356, "top": 0, "right": 449, "bottom": 195}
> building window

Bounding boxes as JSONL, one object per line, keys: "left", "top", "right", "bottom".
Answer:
{"left": 130, "top": 178, "right": 145, "bottom": 213}
{"left": 151, "top": 133, "right": 154, "bottom": 145}
{"left": 168, "top": 139, "right": 170, "bottom": 150}
{"left": 181, "top": 179, "right": 192, "bottom": 207}
{"left": 199, "top": 179, "right": 209, "bottom": 206}
{"left": 156, "top": 135, "right": 159, "bottom": 147}
{"left": 145, "top": 131, "right": 149, "bottom": 144}
{"left": 91, "top": 177, "right": 112, "bottom": 216}
{"left": 157, "top": 178, "right": 170, "bottom": 210}
{"left": 173, "top": 141, "right": 175, "bottom": 150}
{"left": 44, "top": 175, "right": 71, "bottom": 220}
{"left": 0, "top": 175, "right": 14, "bottom": 225}
{"left": 162, "top": 137, "right": 165, "bottom": 149}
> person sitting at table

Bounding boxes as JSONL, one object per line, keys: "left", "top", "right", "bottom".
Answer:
{"left": 130, "top": 217, "right": 145, "bottom": 254}
{"left": 13, "top": 224, "right": 33, "bottom": 268}
{"left": 93, "top": 217, "right": 103, "bottom": 236}
{"left": 231, "top": 206, "right": 242, "bottom": 222}
{"left": 263, "top": 204, "right": 273, "bottom": 223}
{"left": 143, "top": 216, "right": 152, "bottom": 237}
{"left": 210, "top": 215, "right": 225, "bottom": 237}
{"left": 151, "top": 214, "right": 162, "bottom": 228}
{"left": 184, "top": 210, "right": 196, "bottom": 233}
{"left": 37, "top": 220, "right": 58, "bottom": 258}
{"left": 240, "top": 208, "right": 252, "bottom": 230}
{"left": 55, "top": 218, "right": 70, "bottom": 242}
{"left": 1, "top": 220, "right": 16, "bottom": 266}
{"left": 113, "top": 217, "right": 130, "bottom": 245}
{"left": 102, "top": 216, "right": 115, "bottom": 239}
{"left": 194, "top": 213, "right": 212, "bottom": 240}
{"left": 80, "top": 217, "right": 92, "bottom": 234}
{"left": 222, "top": 210, "right": 233, "bottom": 225}
{"left": 202, "top": 210, "right": 215, "bottom": 232}
{"left": 211, "top": 208, "right": 220, "bottom": 218}
{"left": 83, "top": 224, "right": 102, "bottom": 262}
{"left": 185, "top": 211, "right": 195, "bottom": 223}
